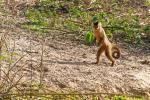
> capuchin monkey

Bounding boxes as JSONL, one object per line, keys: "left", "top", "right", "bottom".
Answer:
{"left": 93, "top": 21, "right": 120, "bottom": 66}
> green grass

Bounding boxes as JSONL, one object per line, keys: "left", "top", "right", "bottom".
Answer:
{"left": 2, "top": 94, "right": 149, "bottom": 100}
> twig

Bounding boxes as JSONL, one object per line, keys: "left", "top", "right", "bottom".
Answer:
{"left": 39, "top": 38, "right": 44, "bottom": 89}
{"left": 2, "top": 75, "right": 24, "bottom": 96}
{"left": 0, "top": 32, "right": 8, "bottom": 81}
{"left": 6, "top": 55, "right": 25, "bottom": 79}
{"left": 29, "top": 31, "right": 33, "bottom": 98}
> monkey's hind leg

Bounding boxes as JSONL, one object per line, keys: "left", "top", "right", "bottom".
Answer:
{"left": 94, "top": 45, "right": 105, "bottom": 64}
{"left": 105, "top": 47, "right": 115, "bottom": 66}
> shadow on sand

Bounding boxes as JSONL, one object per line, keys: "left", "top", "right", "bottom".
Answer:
{"left": 43, "top": 60, "right": 95, "bottom": 66}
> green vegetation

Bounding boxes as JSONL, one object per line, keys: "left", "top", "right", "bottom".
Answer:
{"left": 2, "top": 94, "right": 149, "bottom": 100}
{"left": 85, "top": 31, "right": 95, "bottom": 44}
{"left": 22, "top": 0, "right": 149, "bottom": 44}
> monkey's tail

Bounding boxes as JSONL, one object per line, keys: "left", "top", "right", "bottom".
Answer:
{"left": 112, "top": 45, "right": 120, "bottom": 59}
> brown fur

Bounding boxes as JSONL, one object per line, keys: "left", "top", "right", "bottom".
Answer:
{"left": 93, "top": 21, "right": 120, "bottom": 66}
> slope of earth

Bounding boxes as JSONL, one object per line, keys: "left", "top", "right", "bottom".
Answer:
{"left": 0, "top": 15, "right": 150, "bottom": 97}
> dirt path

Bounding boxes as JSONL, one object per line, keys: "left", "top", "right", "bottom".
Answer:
{"left": 1, "top": 25, "right": 149, "bottom": 96}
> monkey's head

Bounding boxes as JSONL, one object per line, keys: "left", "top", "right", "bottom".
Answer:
{"left": 93, "top": 21, "right": 99, "bottom": 29}
{"left": 92, "top": 16, "right": 99, "bottom": 29}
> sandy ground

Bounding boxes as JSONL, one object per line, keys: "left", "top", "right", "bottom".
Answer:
{"left": 1, "top": 23, "right": 149, "bottom": 97}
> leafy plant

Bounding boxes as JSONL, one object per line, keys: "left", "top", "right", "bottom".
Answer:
{"left": 146, "top": 0, "right": 150, "bottom": 6}
{"left": 143, "top": 24, "right": 150, "bottom": 34}
{"left": 85, "top": 31, "right": 95, "bottom": 44}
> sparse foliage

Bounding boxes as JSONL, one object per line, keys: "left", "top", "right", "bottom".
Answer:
{"left": 0, "top": 0, "right": 150, "bottom": 99}
{"left": 21, "top": 0, "right": 149, "bottom": 44}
